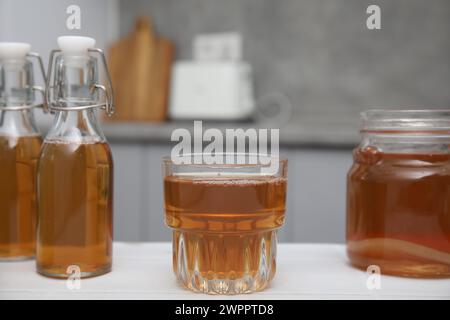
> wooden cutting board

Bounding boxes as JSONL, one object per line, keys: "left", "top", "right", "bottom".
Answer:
{"left": 106, "top": 16, "right": 174, "bottom": 122}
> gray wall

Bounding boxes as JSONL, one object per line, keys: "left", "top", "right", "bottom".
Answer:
{"left": 0, "top": 0, "right": 119, "bottom": 127}
{"left": 120, "top": 0, "right": 450, "bottom": 126}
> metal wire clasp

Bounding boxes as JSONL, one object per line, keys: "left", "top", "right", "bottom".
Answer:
{"left": 44, "top": 48, "right": 115, "bottom": 116}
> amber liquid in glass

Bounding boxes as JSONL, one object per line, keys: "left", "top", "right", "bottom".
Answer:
{"left": 0, "top": 135, "right": 41, "bottom": 260}
{"left": 347, "top": 148, "right": 450, "bottom": 277}
{"left": 164, "top": 175, "right": 287, "bottom": 293}
{"left": 37, "top": 140, "right": 113, "bottom": 278}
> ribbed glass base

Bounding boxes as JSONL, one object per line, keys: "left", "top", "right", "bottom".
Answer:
{"left": 173, "top": 230, "right": 278, "bottom": 294}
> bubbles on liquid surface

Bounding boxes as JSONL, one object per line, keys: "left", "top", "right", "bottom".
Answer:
{"left": 45, "top": 136, "right": 103, "bottom": 145}
{"left": 170, "top": 174, "right": 286, "bottom": 186}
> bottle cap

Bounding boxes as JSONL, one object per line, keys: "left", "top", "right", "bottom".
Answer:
{"left": 0, "top": 42, "right": 31, "bottom": 60}
{"left": 57, "top": 36, "right": 95, "bottom": 56}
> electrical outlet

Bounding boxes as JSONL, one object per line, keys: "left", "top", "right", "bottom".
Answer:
{"left": 193, "top": 32, "right": 242, "bottom": 61}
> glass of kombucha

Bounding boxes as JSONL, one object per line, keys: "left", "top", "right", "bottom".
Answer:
{"left": 163, "top": 154, "right": 287, "bottom": 294}
{"left": 347, "top": 109, "right": 450, "bottom": 278}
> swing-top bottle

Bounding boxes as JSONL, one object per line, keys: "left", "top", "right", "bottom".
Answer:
{"left": 36, "top": 36, "right": 114, "bottom": 278}
{"left": 0, "top": 42, "right": 46, "bottom": 260}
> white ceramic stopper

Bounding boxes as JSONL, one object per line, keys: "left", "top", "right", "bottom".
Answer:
{"left": 0, "top": 42, "right": 31, "bottom": 60}
{"left": 57, "top": 36, "right": 95, "bottom": 56}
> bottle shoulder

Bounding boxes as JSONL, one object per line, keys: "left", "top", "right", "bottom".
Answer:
{"left": 40, "top": 140, "right": 112, "bottom": 167}
{"left": 0, "top": 109, "right": 40, "bottom": 137}
{"left": 44, "top": 109, "right": 107, "bottom": 143}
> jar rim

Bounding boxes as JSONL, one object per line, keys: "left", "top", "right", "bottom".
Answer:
{"left": 360, "top": 109, "right": 450, "bottom": 132}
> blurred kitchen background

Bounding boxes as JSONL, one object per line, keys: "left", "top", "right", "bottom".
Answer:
{"left": 0, "top": 0, "right": 449, "bottom": 243}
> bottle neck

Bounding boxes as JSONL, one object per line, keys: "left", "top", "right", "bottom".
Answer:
{"left": 45, "top": 52, "right": 106, "bottom": 143}
{"left": 0, "top": 59, "right": 34, "bottom": 107}
{"left": 45, "top": 108, "right": 105, "bottom": 143}
{"left": 0, "top": 109, "right": 39, "bottom": 136}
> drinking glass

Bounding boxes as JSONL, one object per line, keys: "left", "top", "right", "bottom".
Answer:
{"left": 163, "top": 154, "right": 287, "bottom": 294}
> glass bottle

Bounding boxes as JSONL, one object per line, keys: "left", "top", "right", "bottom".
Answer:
{"left": 36, "top": 36, "right": 114, "bottom": 278}
{"left": 347, "top": 109, "right": 450, "bottom": 278}
{"left": 0, "top": 43, "right": 46, "bottom": 261}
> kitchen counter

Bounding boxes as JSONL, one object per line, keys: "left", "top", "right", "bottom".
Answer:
{"left": 37, "top": 117, "right": 359, "bottom": 147}
{"left": 1, "top": 242, "right": 448, "bottom": 300}
{"left": 89, "top": 121, "right": 358, "bottom": 147}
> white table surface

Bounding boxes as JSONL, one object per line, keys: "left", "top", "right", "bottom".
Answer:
{"left": 0, "top": 242, "right": 449, "bottom": 300}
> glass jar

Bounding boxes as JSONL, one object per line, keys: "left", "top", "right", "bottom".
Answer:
{"left": 0, "top": 43, "right": 46, "bottom": 260}
{"left": 347, "top": 109, "right": 450, "bottom": 278}
{"left": 163, "top": 155, "right": 287, "bottom": 294}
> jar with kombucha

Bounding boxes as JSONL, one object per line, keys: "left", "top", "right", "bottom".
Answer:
{"left": 347, "top": 110, "right": 450, "bottom": 277}
{"left": 0, "top": 43, "right": 46, "bottom": 261}
{"left": 36, "top": 36, "right": 114, "bottom": 278}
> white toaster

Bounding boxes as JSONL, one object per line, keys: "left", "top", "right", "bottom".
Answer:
{"left": 169, "top": 61, "right": 254, "bottom": 120}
